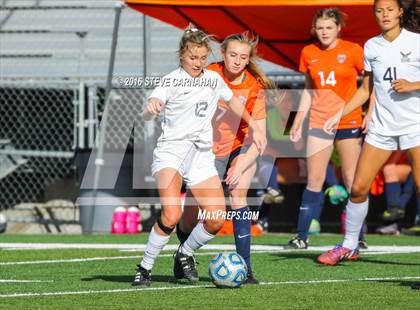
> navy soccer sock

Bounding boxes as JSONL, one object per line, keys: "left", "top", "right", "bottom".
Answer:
{"left": 385, "top": 182, "right": 401, "bottom": 209}
{"left": 398, "top": 173, "right": 415, "bottom": 208}
{"left": 233, "top": 206, "right": 252, "bottom": 274}
{"left": 258, "top": 157, "right": 280, "bottom": 191}
{"left": 311, "top": 195, "right": 325, "bottom": 222}
{"left": 297, "top": 189, "right": 322, "bottom": 240}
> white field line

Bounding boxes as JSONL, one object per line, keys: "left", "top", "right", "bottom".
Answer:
{"left": 1, "top": 276, "right": 420, "bottom": 298}
{"left": 1, "top": 245, "right": 420, "bottom": 266}
{"left": 0, "top": 280, "right": 54, "bottom": 283}
{"left": 1, "top": 243, "right": 420, "bottom": 254}
{"left": 0, "top": 252, "right": 221, "bottom": 266}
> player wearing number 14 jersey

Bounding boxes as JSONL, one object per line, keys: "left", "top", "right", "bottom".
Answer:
{"left": 286, "top": 8, "right": 371, "bottom": 250}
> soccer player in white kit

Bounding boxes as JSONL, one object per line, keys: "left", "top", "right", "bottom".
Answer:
{"left": 132, "top": 25, "right": 266, "bottom": 285}
{"left": 318, "top": 0, "right": 420, "bottom": 265}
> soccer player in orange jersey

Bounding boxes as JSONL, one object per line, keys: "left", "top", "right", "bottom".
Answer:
{"left": 285, "top": 8, "right": 372, "bottom": 249}
{"left": 177, "top": 32, "right": 274, "bottom": 284}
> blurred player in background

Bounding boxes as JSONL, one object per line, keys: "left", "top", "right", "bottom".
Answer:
{"left": 286, "top": 8, "right": 371, "bottom": 249}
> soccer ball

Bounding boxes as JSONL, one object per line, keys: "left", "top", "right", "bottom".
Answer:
{"left": 208, "top": 252, "right": 247, "bottom": 288}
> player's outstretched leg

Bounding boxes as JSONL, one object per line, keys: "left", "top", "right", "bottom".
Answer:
{"left": 173, "top": 176, "right": 225, "bottom": 282}
{"left": 318, "top": 143, "right": 392, "bottom": 265}
{"left": 133, "top": 168, "right": 182, "bottom": 286}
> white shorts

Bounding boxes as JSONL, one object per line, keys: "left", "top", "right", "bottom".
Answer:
{"left": 151, "top": 141, "right": 218, "bottom": 186}
{"left": 365, "top": 130, "right": 420, "bottom": 151}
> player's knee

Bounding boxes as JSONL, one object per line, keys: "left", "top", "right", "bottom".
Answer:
{"left": 350, "top": 182, "right": 370, "bottom": 200}
{"left": 382, "top": 164, "right": 397, "bottom": 180}
{"left": 204, "top": 218, "right": 225, "bottom": 234}
{"left": 160, "top": 210, "right": 181, "bottom": 229}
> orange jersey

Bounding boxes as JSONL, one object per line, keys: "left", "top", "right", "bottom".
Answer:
{"left": 299, "top": 40, "right": 364, "bottom": 129}
{"left": 208, "top": 62, "right": 266, "bottom": 158}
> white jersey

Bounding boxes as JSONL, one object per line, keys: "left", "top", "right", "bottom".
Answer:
{"left": 364, "top": 29, "right": 420, "bottom": 135}
{"left": 149, "top": 67, "right": 233, "bottom": 149}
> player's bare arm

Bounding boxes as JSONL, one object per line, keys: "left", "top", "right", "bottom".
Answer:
{"left": 324, "top": 72, "right": 373, "bottom": 134}
{"left": 391, "top": 79, "right": 420, "bottom": 93}
{"left": 228, "top": 96, "right": 267, "bottom": 154}
{"left": 225, "top": 119, "right": 266, "bottom": 186}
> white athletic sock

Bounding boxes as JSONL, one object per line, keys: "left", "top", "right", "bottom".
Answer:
{"left": 342, "top": 199, "right": 369, "bottom": 250}
{"left": 140, "top": 226, "right": 171, "bottom": 270}
{"left": 181, "top": 222, "right": 215, "bottom": 256}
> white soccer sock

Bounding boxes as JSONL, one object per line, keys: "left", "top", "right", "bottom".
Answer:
{"left": 140, "top": 226, "right": 171, "bottom": 270}
{"left": 181, "top": 222, "right": 215, "bottom": 256}
{"left": 343, "top": 199, "right": 369, "bottom": 250}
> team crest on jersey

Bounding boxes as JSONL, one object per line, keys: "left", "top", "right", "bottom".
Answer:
{"left": 337, "top": 54, "right": 346, "bottom": 63}
{"left": 400, "top": 51, "right": 412, "bottom": 63}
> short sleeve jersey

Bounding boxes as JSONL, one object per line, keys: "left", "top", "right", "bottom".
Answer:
{"left": 364, "top": 29, "right": 420, "bottom": 135}
{"left": 208, "top": 62, "right": 266, "bottom": 157}
{"left": 149, "top": 67, "right": 233, "bottom": 149}
{"left": 299, "top": 39, "right": 364, "bottom": 129}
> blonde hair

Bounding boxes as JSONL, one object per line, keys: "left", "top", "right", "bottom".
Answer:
{"left": 311, "top": 8, "right": 346, "bottom": 36}
{"left": 177, "top": 23, "right": 214, "bottom": 61}
{"left": 221, "top": 31, "right": 275, "bottom": 89}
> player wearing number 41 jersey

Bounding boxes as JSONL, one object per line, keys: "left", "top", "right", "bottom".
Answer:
{"left": 319, "top": 0, "right": 420, "bottom": 266}
{"left": 285, "top": 8, "right": 371, "bottom": 250}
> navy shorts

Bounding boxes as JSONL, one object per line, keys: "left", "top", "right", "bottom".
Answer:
{"left": 308, "top": 128, "right": 362, "bottom": 140}
{"left": 215, "top": 145, "right": 250, "bottom": 181}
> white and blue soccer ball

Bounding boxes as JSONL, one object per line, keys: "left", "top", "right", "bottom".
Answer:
{"left": 208, "top": 252, "right": 247, "bottom": 288}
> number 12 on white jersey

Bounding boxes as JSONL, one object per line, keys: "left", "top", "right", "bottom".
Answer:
{"left": 317, "top": 71, "right": 337, "bottom": 86}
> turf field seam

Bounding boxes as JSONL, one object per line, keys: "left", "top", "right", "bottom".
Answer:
{"left": 1, "top": 276, "right": 420, "bottom": 298}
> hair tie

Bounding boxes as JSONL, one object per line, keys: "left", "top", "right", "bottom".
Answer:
{"left": 186, "top": 28, "right": 199, "bottom": 33}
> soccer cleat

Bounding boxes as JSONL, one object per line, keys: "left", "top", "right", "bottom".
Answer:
{"left": 358, "top": 240, "right": 368, "bottom": 250}
{"left": 376, "top": 223, "right": 400, "bottom": 235}
{"left": 262, "top": 187, "right": 284, "bottom": 204}
{"left": 173, "top": 246, "right": 199, "bottom": 282}
{"left": 411, "top": 282, "right": 420, "bottom": 290}
{"left": 381, "top": 208, "right": 405, "bottom": 222}
{"left": 243, "top": 272, "right": 259, "bottom": 285}
{"left": 324, "top": 185, "right": 348, "bottom": 205}
{"left": 317, "top": 245, "right": 359, "bottom": 266}
{"left": 284, "top": 236, "right": 308, "bottom": 249}
{"left": 401, "top": 225, "right": 420, "bottom": 236}
{"left": 346, "top": 248, "right": 360, "bottom": 261}
{"left": 256, "top": 218, "right": 269, "bottom": 233}
{"left": 132, "top": 265, "right": 151, "bottom": 286}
